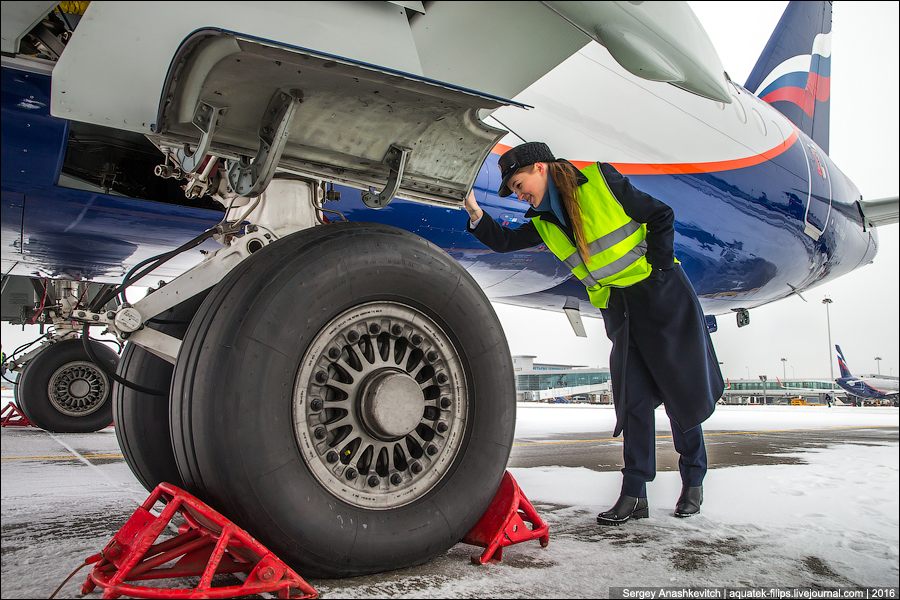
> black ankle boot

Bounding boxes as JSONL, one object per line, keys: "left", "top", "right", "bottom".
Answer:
{"left": 597, "top": 495, "right": 649, "bottom": 525}
{"left": 674, "top": 485, "right": 703, "bottom": 517}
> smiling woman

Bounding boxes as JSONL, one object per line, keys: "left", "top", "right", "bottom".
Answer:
{"left": 464, "top": 140, "right": 724, "bottom": 524}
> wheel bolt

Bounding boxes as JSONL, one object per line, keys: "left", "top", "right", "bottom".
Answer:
{"left": 436, "top": 422, "right": 448, "bottom": 433}
{"left": 411, "top": 334, "right": 423, "bottom": 345}
{"left": 315, "top": 371, "right": 328, "bottom": 383}
{"left": 411, "top": 463, "right": 422, "bottom": 474}
{"left": 369, "top": 323, "right": 381, "bottom": 334}
{"left": 328, "top": 347, "right": 340, "bottom": 359}
{"left": 437, "top": 373, "right": 448, "bottom": 384}
{"left": 314, "top": 427, "right": 326, "bottom": 440}
{"left": 426, "top": 444, "right": 438, "bottom": 456}
{"left": 310, "top": 398, "right": 323, "bottom": 411}
{"left": 440, "top": 397, "right": 451, "bottom": 409}
{"left": 426, "top": 351, "right": 438, "bottom": 362}
{"left": 347, "top": 330, "right": 359, "bottom": 343}
{"left": 346, "top": 468, "right": 357, "bottom": 480}
{"left": 390, "top": 474, "right": 402, "bottom": 485}
{"left": 367, "top": 475, "right": 379, "bottom": 487}
{"left": 391, "top": 324, "right": 403, "bottom": 336}
{"left": 326, "top": 451, "right": 338, "bottom": 463}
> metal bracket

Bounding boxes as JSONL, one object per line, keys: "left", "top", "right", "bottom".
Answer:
{"left": 361, "top": 144, "right": 412, "bottom": 209}
{"left": 176, "top": 102, "right": 228, "bottom": 174}
{"left": 226, "top": 89, "right": 303, "bottom": 197}
{"left": 562, "top": 296, "right": 587, "bottom": 338}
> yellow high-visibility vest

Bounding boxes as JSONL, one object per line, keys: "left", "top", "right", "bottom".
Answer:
{"left": 531, "top": 163, "right": 652, "bottom": 308}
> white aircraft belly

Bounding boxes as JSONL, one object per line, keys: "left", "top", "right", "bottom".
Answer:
{"left": 52, "top": 2, "right": 423, "bottom": 134}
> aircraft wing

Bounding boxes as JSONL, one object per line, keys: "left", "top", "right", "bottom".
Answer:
{"left": 859, "top": 196, "right": 900, "bottom": 227}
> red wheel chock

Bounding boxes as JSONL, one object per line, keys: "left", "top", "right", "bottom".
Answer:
{"left": 1, "top": 402, "right": 34, "bottom": 427}
{"left": 80, "top": 482, "right": 317, "bottom": 599}
{"left": 462, "top": 470, "right": 550, "bottom": 564}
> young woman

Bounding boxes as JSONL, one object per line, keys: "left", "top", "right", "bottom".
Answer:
{"left": 465, "top": 142, "right": 724, "bottom": 524}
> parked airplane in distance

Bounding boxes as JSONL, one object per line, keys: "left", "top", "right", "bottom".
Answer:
{"left": 835, "top": 346, "right": 900, "bottom": 403}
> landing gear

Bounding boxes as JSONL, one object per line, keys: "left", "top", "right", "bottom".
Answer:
{"left": 113, "top": 293, "right": 209, "bottom": 492}
{"left": 13, "top": 338, "right": 118, "bottom": 433}
{"left": 169, "top": 222, "right": 516, "bottom": 577}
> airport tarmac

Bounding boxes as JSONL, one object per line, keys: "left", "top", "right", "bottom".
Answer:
{"left": 2, "top": 396, "right": 898, "bottom": 598}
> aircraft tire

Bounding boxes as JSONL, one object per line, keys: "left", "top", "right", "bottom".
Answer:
{"left": 170, "top": 222, "right": 516, "bottom": 577}
{"left": 113, "top": 293, "right": 209, "bottom": 492}
{"left": 13, "top": 338, "right": 118, "bottom": 433}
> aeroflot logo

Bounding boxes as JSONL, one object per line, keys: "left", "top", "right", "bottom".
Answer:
{"left": 756, "top": 31, "right": 832, "bottom": 118}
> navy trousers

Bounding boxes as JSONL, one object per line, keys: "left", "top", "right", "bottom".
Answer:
{"left": 619, "top": 333, "right": 708, "bottom": 498}
{"left": 601, "top": 265, "right": 718, "bottom": 499}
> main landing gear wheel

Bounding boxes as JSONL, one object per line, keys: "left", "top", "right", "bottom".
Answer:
{"left": 171, "top": 222, "right": 516, "bottom": 577}
{"left": 113, "top": 293, "right": 209, "bottom": 492}
{"left": 13, "top": 338, "right": 118, "bottom": 433}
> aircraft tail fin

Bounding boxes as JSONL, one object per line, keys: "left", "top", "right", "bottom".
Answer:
{"left": 835, "top": 345, "right": 853, "bottom": 378}
{"left": 744, "top": 1, "right": 832, "bottom": 153}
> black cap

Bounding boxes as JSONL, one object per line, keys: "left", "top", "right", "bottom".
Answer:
{"left": 497, "top": 142, "right": 556, "bottom": 198}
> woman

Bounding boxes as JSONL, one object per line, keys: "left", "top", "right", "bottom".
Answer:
{"left": 465, "top": 142, "right": 724, "bottom": 524}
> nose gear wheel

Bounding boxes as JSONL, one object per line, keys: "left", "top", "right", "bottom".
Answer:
{"left": 48, "top": 361, "right": 110, "bottom": 417}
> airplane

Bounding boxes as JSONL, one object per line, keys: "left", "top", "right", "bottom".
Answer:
{"left": 1, "top": 0, "right": 898, "bottom": 579}
{"left": 834, "top": 345, "right": 900, "bottom": 403}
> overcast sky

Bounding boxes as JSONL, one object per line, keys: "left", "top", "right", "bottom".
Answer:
{"left": 2, "top": 2, "right": 897, "bottom": 385}
{"left": 493, "top": 1, "right": 900, "bottom": 381}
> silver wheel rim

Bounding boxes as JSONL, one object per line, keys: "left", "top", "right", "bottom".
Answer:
{"left": 47, "top": 360, "right": 110, "bottom": 417}
{"left": 294, "top": 301, "right": 468, "bottom": 509}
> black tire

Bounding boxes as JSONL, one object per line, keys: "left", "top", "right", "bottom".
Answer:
{"left": 14, "top": 338, "right": 118, "bottom": 433}
{"left": 171, "top": 222, "right": 516, "bottom": 577}
{"left": 113, "top": 292, "right": 209, "bottom": 492}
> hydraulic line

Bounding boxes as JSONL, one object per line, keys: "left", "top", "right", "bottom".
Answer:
{"left": 81, "top": 325, "right": 167, "bottom": 397}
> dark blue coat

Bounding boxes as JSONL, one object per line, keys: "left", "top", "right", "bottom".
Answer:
{"left": 468, "top": 162, "right": 723, "bottom": 435}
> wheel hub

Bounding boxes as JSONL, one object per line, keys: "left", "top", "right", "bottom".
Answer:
{"left": 294, "top": 301, "right": 468, "bottom": 509}
{"left": 47, "top": 361, "right": 110, "bottom": 417}
{"left": 360, "top": 370, "right": 425, "bottom": 440}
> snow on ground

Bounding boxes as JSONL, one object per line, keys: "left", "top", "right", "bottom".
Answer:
{"left": 514, "top": 402, "right": 900, "bottom": 437}
{"left": 2, "top": 392, "right": 898, "bottom": 597}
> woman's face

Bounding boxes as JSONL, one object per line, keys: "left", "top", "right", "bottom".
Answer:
{"left": 508, "top": 163, "right": 548, "bottom": 208}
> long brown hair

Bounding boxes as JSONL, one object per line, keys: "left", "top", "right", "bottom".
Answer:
{"left": 521, "top": 162, "right": 590, "bottom": 261}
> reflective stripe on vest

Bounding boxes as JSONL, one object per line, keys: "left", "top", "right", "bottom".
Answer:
{"left": 531, "top": 162, "right": 652, "bottom": 308}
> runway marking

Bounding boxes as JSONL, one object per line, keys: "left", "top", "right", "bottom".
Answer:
{"left": 2, "top": 453, "right": 124, "bottom": 461}
{"left": 512, "top": 425, "right": 898, "bottom": 446}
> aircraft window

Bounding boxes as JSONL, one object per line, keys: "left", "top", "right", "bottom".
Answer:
{"left": 731, "top": 94, "right": 747, "bottom": 124}
{"left": 751, "top": 108, "right": 767, "bottom": 136}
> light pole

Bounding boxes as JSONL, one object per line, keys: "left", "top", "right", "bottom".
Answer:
{"left": 781, "top": 358, "right": 787, "bottom": 380}
{"left": 745, "top": 366, "right": 750, "bottom": 380}
{"left": 875, "top": 356, "right": 882, "bottom": 375}
{"left": 822, "top": 297, "right": 834, "bottom": 391}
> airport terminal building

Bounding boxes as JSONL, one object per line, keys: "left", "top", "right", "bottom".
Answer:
{"left": 513, "top": 355, "right": 612, "bottom": 403}
{"left": 514, "top": 355, "right": 849, "bottom": 406}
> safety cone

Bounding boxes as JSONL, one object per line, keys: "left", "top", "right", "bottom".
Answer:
{"left": 80, "top": 482, "right": 317, "bottom": 599}
{"left": 462, "top": 470, "right": 550, "bottom": 564}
